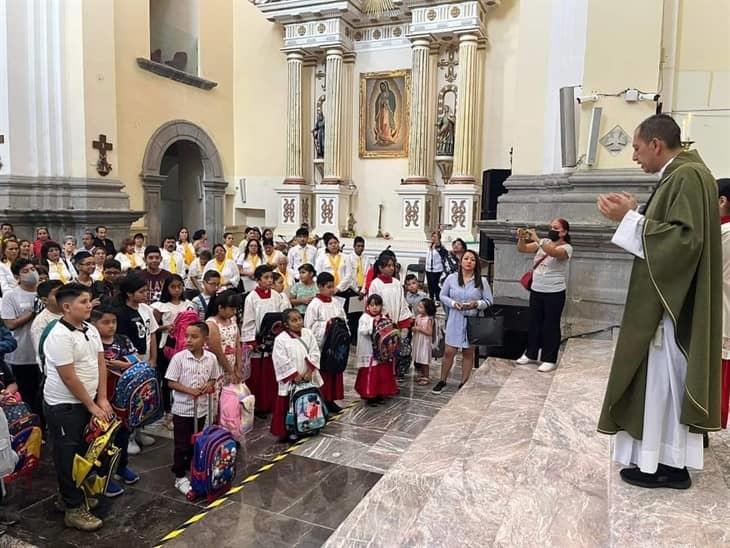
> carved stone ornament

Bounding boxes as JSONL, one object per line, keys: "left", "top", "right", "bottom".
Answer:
{"left": 404, "top": 199, "right": 420, "bottom": 227}
{"left": 437, "top": 48, "right": 459, "bottom": 84}
{"left": 320, "top": 198, "right": 335, "bottom": 224}
{"left": 450, "top": 199, "right": 467, "bottom": 228}
{"left": 600, "top": 125, "right": 630, "bottom": 156}
{"left": 282, "top": 198, "right": 296, "bottom": 223}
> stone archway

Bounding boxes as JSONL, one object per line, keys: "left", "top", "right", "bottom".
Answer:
{"left": 141, "top": 120, "right": 227, "bottom": 246}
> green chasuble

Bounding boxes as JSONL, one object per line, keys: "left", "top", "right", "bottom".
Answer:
{"left": 598, "top": 150, "right": 723, "bottom": 438}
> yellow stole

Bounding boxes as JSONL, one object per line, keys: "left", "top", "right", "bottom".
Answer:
{"left": 51, "top": 261, "right": 68, "bottom": 283}
{"left": 356, "top": 255, "right": 364, "bottom": 287}
{"left": 168, "top": 254, "right": 178, "bottom": 274}
{"left": 214, "top": 259, "right": 227, "bottom": 285}
{"left": 127, "top": 253, "right": 138, "bottom": 268}
{"left": 328, "top": 254, "right": 342, "bottom": 286}
{"left": 181, "top": 242, "right": 195, "bottom": 265}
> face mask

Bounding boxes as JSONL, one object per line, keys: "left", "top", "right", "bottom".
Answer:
{"left": 548, "top": 230, "right": 560, "bottom": 242}
{"left": 20, "top": 271, "right": 39, "bottom": 285}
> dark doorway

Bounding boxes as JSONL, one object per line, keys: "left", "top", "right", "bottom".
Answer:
{"left": 160, "top": 141, "right": 204, "bottom": 242}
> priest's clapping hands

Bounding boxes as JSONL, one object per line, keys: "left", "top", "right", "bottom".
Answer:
{"left": 597, "top": 192, "right": 638, "bottom": 222}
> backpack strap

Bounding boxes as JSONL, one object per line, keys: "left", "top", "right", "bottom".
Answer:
{"left": 38, "top": 319, "right": 59, "bottom": 376}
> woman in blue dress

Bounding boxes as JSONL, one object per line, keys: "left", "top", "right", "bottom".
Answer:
{"left": 432, "top": 249, "right": 493, "bottom": 394}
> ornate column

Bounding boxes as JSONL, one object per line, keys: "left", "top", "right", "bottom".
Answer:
{"left": 323, "top": 48, "right": 344, "bottom": 184}
{"left": 404, "top": 38, "right": 432, "bottom": 185}
{"left": 441, "top": 33, "right": 481, "bottom": 242}
{"left": 450, "top": 33, "right": 479, "bottom": 184}
{"left": 284, "top": 51, "right": 305, "bottom": 184}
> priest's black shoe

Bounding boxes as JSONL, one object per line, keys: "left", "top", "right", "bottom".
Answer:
{"left": 619, "top": 465, "right": 691, "bottom": 490}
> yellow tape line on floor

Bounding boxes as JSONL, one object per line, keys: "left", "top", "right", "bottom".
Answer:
{"left": 152, "top": 400, "right": 359, "bottom": 547}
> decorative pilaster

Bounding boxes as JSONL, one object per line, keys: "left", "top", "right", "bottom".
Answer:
{"left": 323, "top": 48, "right": 344, "bottom": 184}
{"left": 450, "top": 33, "right": 479, "bottom": 184}
{"left": 404, "top": 38, "right": 432, "bottom": 185}
{"left": 284, "top": 51, "right": 305, "bottom": 184}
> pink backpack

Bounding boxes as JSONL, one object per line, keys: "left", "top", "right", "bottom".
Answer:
{"left": 218, "top": 383, "right": 255, "bottom": 441}
{"left": 163, "top": 310, "right": 201, "bottom": 361}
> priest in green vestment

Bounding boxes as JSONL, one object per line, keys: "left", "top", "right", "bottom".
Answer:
{"left": 596, "top": 114, "right": 722, "bottom": 490}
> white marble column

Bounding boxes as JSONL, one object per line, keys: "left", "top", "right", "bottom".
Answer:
{"left": 323, "top": 48, "right": 344, "bottom": 184}
{"left": 404, "top": 38, "right": 432, "bottom": 185}
{"left": 450, "top": 33, "right": 479, "bottom": 184}
{"left": 284, "top": 50, "right": 305, "bottom": 184}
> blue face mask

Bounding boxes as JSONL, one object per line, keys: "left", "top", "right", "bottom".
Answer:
{"left": 20, "top": 270, "right": 39, "bottom": 285}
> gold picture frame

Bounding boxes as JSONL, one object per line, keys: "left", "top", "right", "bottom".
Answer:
{"left": 359, "top": 69, "right": 411, "bottom": 159}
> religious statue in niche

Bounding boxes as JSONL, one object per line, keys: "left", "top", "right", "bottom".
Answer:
{"left": 435, "top": 105, "right": 455, "bottom": 156}
{"left": 311, "top": 111, "right": 325, "bottom": 159}
{"left": 359, "top": 69, "right": 411, "bottom": 158}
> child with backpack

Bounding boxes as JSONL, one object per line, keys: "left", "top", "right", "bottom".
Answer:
{"left": 152, "top": 275, "right": 195, "bottom": 427}
{"left": 355, "top": 294, "right": 398, "bottom": 406}
{"left": 411, "top": 298, "right": 436, "bottom": 385}
{"left": 206, "top": 290, "right": 243, "bottom": 384}
{"left": 271, "top": 308, "right": 323, "bottom": 441}
{"left": 90, "top": 306, "right": 141, "bottom": 498}
{"left": 193, "top": 270, "right": 221, "bottom": 321}
{"left": 241, "top": 265, "right": 284, "bottom": 415}
{"left": 304, "top": 272, "right": 348, "bottom": 413}
{"left": 165, "top": 321, "right": 219, "bottom": 497}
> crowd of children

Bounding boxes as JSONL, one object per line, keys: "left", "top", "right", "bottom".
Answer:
{"left": 0, "top": 223, "right": 445, "bottom": 533}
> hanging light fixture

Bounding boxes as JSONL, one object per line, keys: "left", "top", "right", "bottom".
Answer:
{"left": 361, "top": 0, "right": 395, "bottom": 16}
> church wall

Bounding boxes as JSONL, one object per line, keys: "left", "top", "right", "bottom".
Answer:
{"left": 672, "top": 0, "right": 730, "bottom": 177}
{"left": 230, "top": 0, "right": 287, "bottom": 231}
{"left": 113, "top": 0, "right": 235, "bottom": 229}
{"left": 350, "top": 46, "right": 411, "bottom": 238}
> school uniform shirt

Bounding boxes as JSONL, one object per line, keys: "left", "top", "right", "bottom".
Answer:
{"left": 315, "top": 253, "right": 351, "bottom": 293}
{"left": 203, "top": 259, "right": 240, "bottom": 289}
{"left": 1, "top": 287, "right": 38, "bottom": 366}
{"left": 345, "top": 252, "right": 370, "bottom": 293}
{"left": 151, "top": 300, "right": 195, "bottom": 347}
{"left": 165, "top": 349, "right": 220, "bottom": 418}
{"left": 241, "top": 288, "right": 284, "bottom": 343}
{"left": 43, "top": 320, "right": 103, "bottom": 406}
{"left": 47, "top": 259, "right": 73, "bottom": 284}
{"left": 287, "top": 244, "right": 318, "bottom": 273}
{"left": 161, "top": 250, "right": 185, "bottom": 277}
{"left": 114, "top": 303, "right": 159, "bottom": 362}
{"left": 114, "top": 252, "right": 142, "bottom": 273}
{"left": 369, "top": 276, "right": 413, "bottom": 329}
{"left": 30, "top": 308, "right": 63, "bottom": 369}
{"left": 272, "top": 329, "right": 323, "bottom": 396}
{"left": 304, "top": 295, "right": 346, "bottom": 348}
{"left": 193, "top": 293, "right": 212, "bottom": 321}
{"left": 235, "top": 254, "right": 263, "bottom": 293}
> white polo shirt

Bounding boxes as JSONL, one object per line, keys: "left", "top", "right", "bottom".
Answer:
{"left": 43, "top": 319, "right": 103, "bottom": 406}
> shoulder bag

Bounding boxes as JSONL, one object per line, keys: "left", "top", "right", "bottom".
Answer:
{"left": 519, "top": 253, "right": 549, "bottom": 291}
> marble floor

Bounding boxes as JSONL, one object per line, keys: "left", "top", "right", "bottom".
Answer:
{"left": 0, "top": 357, "right": 470, "bottom": 547}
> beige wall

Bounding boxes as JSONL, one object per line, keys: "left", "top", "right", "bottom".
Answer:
{"left": 113, "top": 0, "right": 234, "bottom": 228}
{"left": 673, "top": 0, "right": 730, "bottom": 177}
{"left": 577, "top": 0, "right": 662, "bottom": 170}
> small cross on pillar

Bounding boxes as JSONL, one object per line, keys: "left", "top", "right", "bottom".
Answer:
{"left": 92, "top": 134, "right": 113, "bottom": 176}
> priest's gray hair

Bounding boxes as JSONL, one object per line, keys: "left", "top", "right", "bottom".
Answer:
{"left": 636, "top": 114, "right": 682, "bottom": 149}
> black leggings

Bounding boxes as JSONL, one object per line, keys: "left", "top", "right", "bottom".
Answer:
{"left": 425, "top": 271, "right": 442, "bottom": 301}
{"left": 526, "top": 290, "right": 566, "bottom": 364}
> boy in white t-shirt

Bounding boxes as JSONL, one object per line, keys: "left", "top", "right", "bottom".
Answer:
{"left": 43, "top": 284, "right": 112, "bottom": 532}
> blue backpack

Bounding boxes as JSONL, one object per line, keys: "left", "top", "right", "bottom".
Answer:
{"left": 189, "top": 425, "right": 237, "bottom": 502}
{"left": 286, "top": 382, "right": 327, "bottom": 436}
{"left": 111, "top": 360, "right": 163, "bottom": 429}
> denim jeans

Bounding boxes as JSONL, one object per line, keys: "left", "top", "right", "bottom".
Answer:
{"left": 43, "top": 402, "right": 90, "bottom": 509}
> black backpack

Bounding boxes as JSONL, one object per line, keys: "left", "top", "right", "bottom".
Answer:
{"left": 320, "top": 318, "right": 351, "bottom": 374}
{"left": 257, "top": 312, "right": 284, "bottom": 354}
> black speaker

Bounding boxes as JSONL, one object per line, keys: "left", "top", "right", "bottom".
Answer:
{"left": 480, "top": 169, "right": 511, "bottom": 261}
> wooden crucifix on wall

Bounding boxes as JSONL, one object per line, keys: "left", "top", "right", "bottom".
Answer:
{"left": 92, "top": 134, "right": 113, "bottom": 176}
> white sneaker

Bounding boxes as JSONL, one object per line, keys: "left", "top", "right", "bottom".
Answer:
{"left": 174, "top": 477, "right": 192, "bottom": 496}
{"left": 537, "top": 362, "right": 557, "bottom": 372}
{"left": 127, "top": 438, "right": 141, "bottom": 455}
{"left": 136, "top": 431, "right": 156, "bottom": 447}
{"left": 515, "top": 354, "right": 536, "bottom": 366}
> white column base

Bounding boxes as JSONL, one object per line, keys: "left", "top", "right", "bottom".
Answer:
{"left": 311, "top": 184, "right": 353, "bottom": 236}
{"left": 274, "top": 184, "right": 314, "bottom": 240}
{"left": 440, "top": 184, "right": 481, "bottom": 243}
{"left": 393, "top": 185, "right": 438, "bottom": 241}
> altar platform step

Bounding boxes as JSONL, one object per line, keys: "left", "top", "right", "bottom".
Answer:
{"left": 324, "top": 338, "right": 730, "bottom": 547}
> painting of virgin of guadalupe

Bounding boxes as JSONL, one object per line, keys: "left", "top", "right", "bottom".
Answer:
{"left": 359, "top": 70, "right": 411, "bottom": 158}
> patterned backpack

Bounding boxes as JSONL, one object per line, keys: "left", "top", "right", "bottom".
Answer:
{"left": 0, "top": 393, "right": 41, "bottom": 482}
{"left": 73, "top": 416, "right": 121, "bottom": 499}
{"left": 111, "top": 359, "right": 163, "bottom": 429}
{"left": 163, "top": 310, "right": 201, "bottom": 361}
{"left": 372, "top": 316, "right": 400, "bottom": 362}
{"left": 286, "top": 382, "right": 327, "bottom": 436}
{"left": 218, "top": 383, "right": 255, "bottom": 441}
{"left": 189, "top": 425, "right": 238, "bottom": 502}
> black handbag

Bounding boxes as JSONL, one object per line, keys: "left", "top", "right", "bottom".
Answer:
{"left": 466, "top": 308, "right": 504, "bottom": 347}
